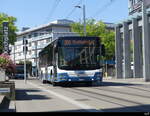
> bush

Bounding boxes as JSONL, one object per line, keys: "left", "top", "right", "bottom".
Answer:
{"left": 0, "top": 53, "right": 16, "bottom": 74}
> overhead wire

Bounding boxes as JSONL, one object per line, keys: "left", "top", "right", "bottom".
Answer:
{"left": 92, "top": 0, "right": 116, "bottom": 19}
{"left": 65, "top": 0, "right": 83, "bottom": 19}
{"left": 44, "top": 0, "right": 62, "bottom": 23}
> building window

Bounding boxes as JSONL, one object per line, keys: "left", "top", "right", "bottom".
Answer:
{"left": 40, "top": 33, "right": 44, "bottom": 36}
{"left": 15, "top": 46, "right": 17, "bottom": 50}
{"left": 46, "top": 39, "right": 50, "bottom": 43}
{"left": 34, "top": 33, "right": 38, "bottom": 37}
{"left": 23, "top": 36, "right": 26, "bottom": 39}
{"left": 32, "top": 51, "right": 36, "bottom": 55}
{"left": 29, "top": 50, "right": 32, "bottom": 55}
{"left": 46, "top": 28, "right": 52, "bottom": 33}
{"left": 28, "top": 35, "right": 32, "bottom": 38}
{"left": 32, "top": 42, "right": 37, "bottom": 46}
{"left": 29, "top": 42, "right": 32, "bottom": 47}
{"left": 19, "top": 53, "right": 21, "bottom": 56}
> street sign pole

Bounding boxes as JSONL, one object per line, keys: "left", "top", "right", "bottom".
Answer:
{"left": 23, "top": 38, "right": 27, "bottom": 84}
{"left": 2, "top": 22, "right": 9, "bottom": 54}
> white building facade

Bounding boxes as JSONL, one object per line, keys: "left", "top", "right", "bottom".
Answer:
{"left": 10, "top": 19, "right": 78, "bottom": 74}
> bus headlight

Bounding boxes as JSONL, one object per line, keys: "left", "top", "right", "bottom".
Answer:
{"left": 94, "top": 72, "right": 102, "bottom": 78}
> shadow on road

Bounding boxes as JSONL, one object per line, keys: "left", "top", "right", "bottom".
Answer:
{"left": 16, "top": 89, "right": 51, "bottom": 101}
{"left": 45, "top": 109, "right": 100, "bottom": 112}
{"left": 0, "top": 97, "right": 15, "bottom": 112}
{"left": 61, "top": 81, "right": 140, "bottom": 88}
{"left": 43, "top": 104, "right": 150, "bottom": 112}
{"left": 102, "top": 104, "right": 150, "bottom": 112}
{"left": 100, "top": 81, "right": 141, "bottom": 87}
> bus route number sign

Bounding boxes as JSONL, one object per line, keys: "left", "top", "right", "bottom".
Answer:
{"left": 64, "top": 40, "right": 95, "bottom": 46}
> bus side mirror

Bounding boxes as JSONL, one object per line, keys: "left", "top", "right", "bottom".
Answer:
{"left": 101, "top": 44, "right": 105, "bottom": 56}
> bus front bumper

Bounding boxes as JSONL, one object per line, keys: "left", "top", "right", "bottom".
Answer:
{"left": 55, "top": 72, "right": 103, "bottom": 83}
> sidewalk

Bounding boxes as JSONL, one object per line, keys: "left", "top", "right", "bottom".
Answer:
{"left": 14, "top": 79, "right": 86, "bottom": 112}
{"left": 103, "top": 77, "right": 150, "bottom": 85}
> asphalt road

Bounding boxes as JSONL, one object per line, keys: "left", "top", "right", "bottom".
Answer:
{"left": 14, "top": 78, "right": 150, "bottom": 112}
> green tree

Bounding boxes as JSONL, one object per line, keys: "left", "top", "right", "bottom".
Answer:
{"left": 0, "top": 13, "right": 18, "bottom": 54}
{"left": 101, "top": 30, "right": 115, "bottom": 60}
{"left": 71, "top": 19, "right": 115, "bottom": 60}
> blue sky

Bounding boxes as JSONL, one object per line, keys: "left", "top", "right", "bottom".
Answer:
{"left": 0, "top": 0, "right": 129, "bottom": 31}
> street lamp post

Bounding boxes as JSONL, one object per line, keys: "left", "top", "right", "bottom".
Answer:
{"left": 75, "top": 5, "right": 86, "bottom": 36}
{"left": 83, "top": 5, "right": 86, "bottom": 36}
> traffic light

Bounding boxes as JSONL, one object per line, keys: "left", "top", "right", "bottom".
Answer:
{"left": 23, "top": 46, "right": 28, "bottom": 54}
{"left": 8, "top": 49, "right": 11, "bottom": 55}
{"left": 23, "top": 38, "right": 28, "bottom": 54}
{"left": 23, "top": 39, "right": 28, "bottom": 45}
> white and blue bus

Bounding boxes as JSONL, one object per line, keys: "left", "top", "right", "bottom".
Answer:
{"left": 39, "top": 36, "right": 105, "bottom": 86}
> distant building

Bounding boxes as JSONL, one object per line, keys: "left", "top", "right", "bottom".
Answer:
{"left": 9, "top": 19, "right": 78, "bottom": 75}
{"left": 104, "top": 22, "right": 115, "bottom": 31}
{"left": 128, "top": 0, "right": 150, "bottom": 15}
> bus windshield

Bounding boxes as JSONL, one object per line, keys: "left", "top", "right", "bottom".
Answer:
{"left": 15, "top": 67, "right": 24, "bottom": 74}
{"left": 58, "top": 47, "right": 100, "bottom": 70}
{"left": 16, "top": 68, "right": 24, "bottom": 73}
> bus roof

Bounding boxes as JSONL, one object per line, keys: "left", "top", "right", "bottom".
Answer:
{"left": 58, "top": 36, "right": 100, "bottom": 40}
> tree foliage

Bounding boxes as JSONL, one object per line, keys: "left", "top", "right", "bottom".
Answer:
{"left": 0, "top": 13, "right": 18, "bottom": 54}
{"left": 71, "top": 19, "right": 115, "bottom": 60}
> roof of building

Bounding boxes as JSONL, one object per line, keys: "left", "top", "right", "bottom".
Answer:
{"left": 104, "top": 22, "right": 115, "bottom": 29}
{"left": 17, "top": 19, "right": 74, "bottom": 36}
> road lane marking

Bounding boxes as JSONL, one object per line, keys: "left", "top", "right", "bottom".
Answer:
{"left": 28, "top": 82, "right": 103, "bottom": 112}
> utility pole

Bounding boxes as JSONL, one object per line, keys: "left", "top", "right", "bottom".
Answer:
{"left": 75, "top": 4, "right": 86, "bottom": 36}
{"left": 83, "top": 4, "right": 86, "bottom": 36}
{"left": 14, "top": 45, "right": 15, "bottom": 64}
{"left": 23, "top": 37, "right": 28, "bottom": 84}
{"left": 35, "top": 41, "right": 38, "bottom": 78}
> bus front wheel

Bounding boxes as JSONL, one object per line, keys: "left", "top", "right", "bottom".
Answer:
{"left": 52, "top": 82, "right": 59, "bottom": 86}
{"left": 86, "top": 82, "right": 92, "bottom": 86}
{"left": 42, "top": 80, "right": 47, "bottom": 84}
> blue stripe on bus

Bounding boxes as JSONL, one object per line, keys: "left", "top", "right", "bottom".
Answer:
{"left": 55, "top": 72, "right": 103, "bottom": 82}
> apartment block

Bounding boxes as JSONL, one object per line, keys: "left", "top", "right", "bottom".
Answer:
{"left": 9, "top": 19, "right": 78, "bottom": 75}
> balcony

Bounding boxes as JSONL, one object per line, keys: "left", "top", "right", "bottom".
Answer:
{"left": 37, "top": 44, "right": 45, "bottom": 49}
{"left": 32, "top": 54, "right": 36, "bottom": 58}
{"left": 32, "top": 34, "right": 52, "bottom": 42}
{"left": 32, "top": 46, "right": 36, "bottom": 50}
{"left": 15, "top": 41, "right": 23, "bottom": 45}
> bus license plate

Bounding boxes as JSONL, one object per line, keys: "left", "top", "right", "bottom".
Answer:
{"left": 79, "top": 79, "right": 85, "bottom": 81}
